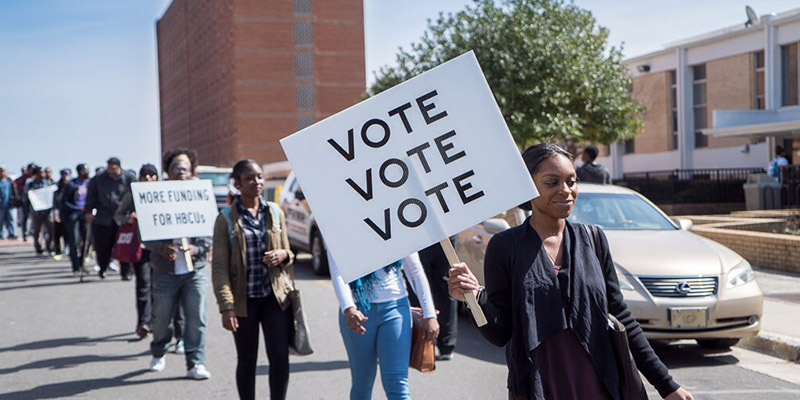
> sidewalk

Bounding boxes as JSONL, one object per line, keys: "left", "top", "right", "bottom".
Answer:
{"left": 739, "top": 268, "right": 800, "bottom": 363}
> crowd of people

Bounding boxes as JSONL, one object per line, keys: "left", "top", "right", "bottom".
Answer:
{"left": 0, "top": 145, "right": 696, "bottom": 400}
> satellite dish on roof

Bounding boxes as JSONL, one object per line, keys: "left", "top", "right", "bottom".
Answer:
{"left": 745, "top": 6, "right": 759, "bottom": 27}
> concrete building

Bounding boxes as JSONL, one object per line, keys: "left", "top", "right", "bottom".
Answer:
{"left": 600, "top": 7, "right": 800, "bottom": 178}
{"left": 156, "top": 0, "right": 365, "bottom": 167}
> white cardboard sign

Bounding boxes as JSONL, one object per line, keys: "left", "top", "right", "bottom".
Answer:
{"left": 280, "top": 51, "right": 538, "bottom": 282}
{"left": 131, "top": 180, "right": 219, "bottom": 241}
{"left": 28, "top": 185, "right": 57, "bottom": 211}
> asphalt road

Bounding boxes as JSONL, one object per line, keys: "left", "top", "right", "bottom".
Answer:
{"left": 1, "top": 245, "right": 799, "bottom": 399}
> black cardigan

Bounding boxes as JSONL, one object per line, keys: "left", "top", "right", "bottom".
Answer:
{"left": 476, "top": 219, "right": 680, "bottom": 399}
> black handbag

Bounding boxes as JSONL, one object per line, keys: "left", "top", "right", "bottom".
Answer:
{"left": 584, "top": 224, "right": 648, "bottom": 400}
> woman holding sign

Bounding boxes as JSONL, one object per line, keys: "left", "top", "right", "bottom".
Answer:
{"left": 211, "top": 160, "right": 295, "bottom": 400}
{"left": 448, "top": 144, "right": 693, "bottom": 400}
{"left": 329, "top": 251, "right": 439, "bottom": 400}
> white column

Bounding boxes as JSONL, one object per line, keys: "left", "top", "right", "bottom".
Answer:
{"left": 676, "top": 47, "right": 694, "bottom": 170}
{"left": 764, "top": 15, "right": 779, "bottom": 110}
{"left": 610, "top": 141, "right": 623, "bottom": 179}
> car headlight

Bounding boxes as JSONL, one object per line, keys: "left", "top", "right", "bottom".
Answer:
{"left": 615, "top": 268, "right": 636, "bottom": 291}
{"left": 726, "top": 260, "right": 755, "bottom": 288}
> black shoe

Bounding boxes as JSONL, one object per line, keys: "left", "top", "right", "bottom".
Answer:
{"left": 121, "top": 274, "right": 132, "bottom": 281}
{"left": 98, "top": 271, "right": 106, "bottom": 279}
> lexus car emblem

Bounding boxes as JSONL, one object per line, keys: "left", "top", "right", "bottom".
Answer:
{"left": 676, "top": 281, "right": 692, "bottom": 295}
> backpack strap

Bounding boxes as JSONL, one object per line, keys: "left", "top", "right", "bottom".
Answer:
{"left": 221, "top": 206, "right": 234, "bottom": 243}
{"left": 266, "top": 201, "right": 282, "bottom": 232}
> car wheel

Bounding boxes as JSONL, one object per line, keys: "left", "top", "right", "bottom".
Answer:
{"left": 310, "top": 232, "right": 329, "bottom": 276}
{"left": 696, "top": 338, "right": 740, "bottom": 349}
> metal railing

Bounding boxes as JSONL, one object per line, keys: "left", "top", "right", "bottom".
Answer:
{"left": 613, "top": 168, "right": 765, "bottom": 204}
{"left": 781, "top": 165, "right": 800, "bottom": 208}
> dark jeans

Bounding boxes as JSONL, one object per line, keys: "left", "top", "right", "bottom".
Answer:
{"left": 233, "top": 295, "right": 292, "bottom": 400}
{"left": 32, "top": 211, "right": 53, "bottom": 254}
{"left": 52, "top": 219, "right": 65, "bottom": 254}
{"left": 64, "top": 213, "right": 87, "bottom": 272}
{"left": 133, "top": 255, "right": 184, "bottom": 337}
{"left": 18, "top": 205, "right": 30, "bottom": 239}
{"left": 419, "top": 243, "right": 458, "bottom": 355}
{"left": 94, "top": 222, "right": 132, "bottom": 276}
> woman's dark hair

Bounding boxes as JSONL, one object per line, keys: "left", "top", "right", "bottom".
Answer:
{"left": 231, "top": 159, "right": 258, "bottom": 182}
{"left": 518, "top": 143, "right": 574, "bottom": 211}
{"left": 162, "top": 148, "right": 198, "bottom": 175}
{"left": 139, "top": 163, "right": 159, "bottom": 179}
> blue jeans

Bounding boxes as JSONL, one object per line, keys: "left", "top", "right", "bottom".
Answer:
{"left": 339, "top": 297, "right": 412, "bottom": 400}
{"left": 151, "top": 267, "right": 208, "bottom": 369}
{"left": 0, "top": 207, "right": 16, "bottom": 239}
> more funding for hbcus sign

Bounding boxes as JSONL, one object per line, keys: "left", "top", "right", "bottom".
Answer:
{"left": 131, "top": 180, "right": 219, "bottom": 241}
{"left": 281, "top": 52, "right": 537, "bottom": 283}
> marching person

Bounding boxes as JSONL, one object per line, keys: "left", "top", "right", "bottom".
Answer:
{"left": 84, "top": 157, "right": 136, "bottom": 279}
{"left": 114, "top": 164, "right": 185, "bottom": 342}
{"left": 51, "top": 168, "right": 72, "bottom": 260}
{"left": 26, "top": 166, "right": 54, "bottom": 255}
{"left": 61, "top": 164, "right": 90, "bottom": 275}
{"left": 330, "top": 250, "right": 439, "bottom": 400}
{"left": 0, "top": 165, "right": 18, "bottom": 240}
{"left": 145, "top": 149, "right": 212, "bottom": 380}
{"left": 212, "top": 159, "right": 295, "bottom": 400}
{"left": 449, "top": 143, "right": 693, "bottom": 400}
{"left": 14, "top": 164, "right": 33, "bottom": 241}
{"left": 418, "top": 239, "right": 459, "bottom": 361}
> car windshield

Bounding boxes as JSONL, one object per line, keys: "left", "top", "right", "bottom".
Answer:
{"left": 198, "top": 172, "right": 230, "bottom": 186}
{"left": 567, "top": 193, "right": 676, "bottom": 231}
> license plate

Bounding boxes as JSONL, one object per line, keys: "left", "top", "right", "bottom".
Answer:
{"left": 669, "top": 308, "right": 708, "bottom": 329}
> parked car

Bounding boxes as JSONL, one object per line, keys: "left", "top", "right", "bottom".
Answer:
{"left": 279, "top": 172, "right": 328, "bottom": 275}
{"left": 455, "top": 183, "right": 763, "bottom": 348}
{"left": 197, "top": 166, "right": 235, "bottom": 209}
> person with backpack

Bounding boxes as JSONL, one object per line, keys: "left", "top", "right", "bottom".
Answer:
{"left": 211, "top": 159, "right": 295, "bottom": 400}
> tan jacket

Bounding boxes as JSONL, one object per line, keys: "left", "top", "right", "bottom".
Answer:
{"left": 211, "top": 202, "right": 295, "bottom": 317}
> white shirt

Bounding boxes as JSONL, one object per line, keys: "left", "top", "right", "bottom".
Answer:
{"left": 173, "top": 239, "right": 191, "bottom": 275}
{"left": 329, "top": 251, "right": 437, "bottom": 319}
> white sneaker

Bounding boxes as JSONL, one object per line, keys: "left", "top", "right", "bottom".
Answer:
{"left": 173, "top": 339, "right": 185, "bottom": 354}
{"left": 149, "top": 356, "right": 166, "bottom": 372}
{"left": 109, "top": 261, "right": 119, "bottom": 272}
{"left": 186, "top": 364, "right": 211, "bottom": 380}
{"left": 93, "top": 265, "right": 100, "bottom": 272}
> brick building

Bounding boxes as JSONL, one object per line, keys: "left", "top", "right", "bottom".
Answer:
{"left": 598, "top": 7, "right": 800, "bottom": 178}
{"left": 156, "top": 0, "right": 365, "bottom": 167}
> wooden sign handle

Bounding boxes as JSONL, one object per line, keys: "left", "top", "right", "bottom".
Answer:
{"left": 181, "top": 237, "right": 194, "bottom": 272}
{"left": 439, "top": 238, "right": 487, "bottom": 327}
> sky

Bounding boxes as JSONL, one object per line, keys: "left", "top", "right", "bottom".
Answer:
{"left": 1, "top": 0, "right": 798, "bottom": 176}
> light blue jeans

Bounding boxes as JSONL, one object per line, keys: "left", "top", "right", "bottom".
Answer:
{"left": 151, "top": 267, "right": 208, "bottom": 369}
{"left": 339, "top": 297, "right": 412, "bottom": 400}
{"left": 0, "top": 207, "right": 16, "bottom": 239}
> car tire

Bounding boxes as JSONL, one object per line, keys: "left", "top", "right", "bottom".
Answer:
{"left": 696, "top": 338, "right": 740, "bottom": 349}
{"left": 310, "top": 232, "right": 329, "bottom": 276}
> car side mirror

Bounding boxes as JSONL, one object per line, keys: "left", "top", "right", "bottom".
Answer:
{"left": 294, "top": 190, "right": 305, "bottom": 201}
{"left": 674, "top": 218, "right": 693, "bottom": 231}
{"left": 483, "top": 218, "right": 511, "bottom": 235}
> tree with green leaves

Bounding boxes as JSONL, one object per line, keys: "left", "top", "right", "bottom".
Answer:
{"left": 368, "top": 0, "right": 643, "bottom": 148}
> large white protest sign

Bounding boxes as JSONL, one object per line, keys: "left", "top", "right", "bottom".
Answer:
{"left": 280, "top": 51, "right": 538, "bottom": 283}
{"left": 28, "top": 185, "right": 57, "bottom": 211}
{"left": 131, "top": 180, "right": 219, "bottom": 241}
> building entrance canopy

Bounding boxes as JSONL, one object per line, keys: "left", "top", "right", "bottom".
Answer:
{"left": 703, "top": 108, "right": 800, "bottom": 139}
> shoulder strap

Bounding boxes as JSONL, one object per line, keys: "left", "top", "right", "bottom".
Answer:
{"left": 221, "top": 206, "right": 234, "bottom": 243}
{"left": 582, "top": 224, "right": 603, "bottom": 264}
{"left": 266, "top": 201, "right": 282, "bottom": 232}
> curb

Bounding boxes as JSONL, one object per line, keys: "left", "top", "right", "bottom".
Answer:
{"left": 739, "top": 332, "right": 800, "bottom": 363}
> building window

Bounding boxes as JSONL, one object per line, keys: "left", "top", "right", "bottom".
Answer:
{"left": 294, "top": 0, "right": 312, "bottom": 14}
{"left": 692, "top": 64, "right": 708, "bottom": 148}
{"left": 297, "top": 84, "right": 314, "bottom": 109}
{"left": 669, "top": 70, "right": 678, "bottom": 150}
{"left": 295, "top": 21, "right": 313, "bottom": 46}
{"left": 296, "top": 52, "right": 314, "bottom": 77}
{"left": 754, "top": 50, "right": 765, "bottom": 109}
{"left": 781, "top": 43, "right": 798, "bottom": 106}
{"left": 624, "top": 139, "right": 635, "bottom": 154}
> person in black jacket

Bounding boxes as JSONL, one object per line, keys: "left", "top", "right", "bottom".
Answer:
{"left": 449, "top": 144, "right": 693, "bottom": 400}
